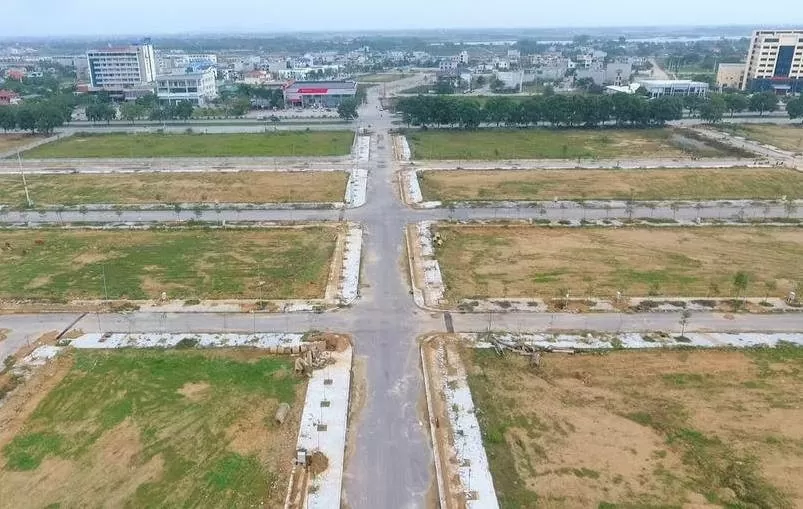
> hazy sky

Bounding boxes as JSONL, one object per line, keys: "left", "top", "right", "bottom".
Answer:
{"left": 4, "top": 0, "right": 803, "bottom": 37}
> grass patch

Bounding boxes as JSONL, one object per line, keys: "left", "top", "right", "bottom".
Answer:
{"left": 418, "top": 168, "right": 803, "bottom": 202}
{"left": 0, "top": 227, "right": 338, "bottom": 301}
{"left": 434, "top": 225, "right": 803, "bottom": 300}
{"left": 465, "top": 347, "right": 801, "bottom": 508}
{"left": 0, "top": 349, "right": 303, "bottom": 508}
{"left": 0, "top": 134, "right": 44, "bottom": 153}
{"left": 20, "top": 131, "right": 354, "bottom": 158}
{"left": 0, "top": 171, "right": 349, "bottom": 207}
{"left": 718, "top": 124, "right": 803, "bottom": 154}
{"left": 407, "top": 128, "right": 737, "bottom": 160}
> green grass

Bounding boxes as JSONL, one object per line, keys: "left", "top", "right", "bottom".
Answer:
{"left": 0, "top": 227, "right": 338, "bottom": 301}
{"left": 1, "top": 349, "right": 301, "bottom": 508}
{"left": 20, "top": 131, "right": 355, "bottom": 158}
{"left": 407, "top": 128, "right": 734, "bottom": 160}
{"left": 466, "top": 349, "right": 541, "bottom": 508}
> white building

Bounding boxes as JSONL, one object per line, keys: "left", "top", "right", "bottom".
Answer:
{"left": 741, "top": 29, "right": 803, "bottom": 93}
{"left": 87, "top": 41, "right": 157, "bottom": 90}
{"left": 155, "top": 68, "right": 217, "bottom": 106}
{"left": 635, "top": 79, "right": 708, "bottom": 98}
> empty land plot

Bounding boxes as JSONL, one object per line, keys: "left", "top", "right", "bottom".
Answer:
{"left": 465, "top": 345, "right": 803, "bottom": 509}
{"left": 0, "top": 349, "right": 305, "bottom": 508}
{"left": 406, "top": 128, "right": 741, "bottom": 160}
{"left": 0, "top": 227, "right": 338, "bottom": 301}
{"left": 724, "top": 124, "right": 803, "bottom": 153}
{"left": 0, "top": 134, "right": 43, "bottom": 153}
{"left": 434, "top": 225, "right": 803, "bottom": 300}
{"left": 359, "top": 73, "right": 406, "bottom": 83}
{"left": 21, "top": 131, "right": 355, "bottom": 158}
{"left": 419, "top": 168, "right": 803, "bottom": 201}
{"left": 0, "top": 171, "right": 349, "bottom": 207}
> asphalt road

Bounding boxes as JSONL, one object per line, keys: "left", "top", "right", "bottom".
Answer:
{"left": 3, "top": 72, "right": 803, "bottom": 509}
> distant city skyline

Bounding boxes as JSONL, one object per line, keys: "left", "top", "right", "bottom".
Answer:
{"left": 3, "top": 0, "right": 803, "bottom": 38}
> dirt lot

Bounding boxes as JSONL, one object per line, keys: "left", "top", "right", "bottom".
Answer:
{"left": 724, "top": 124, "right": 803, "bottom": 154}
{"left": 434, "top": 225, "right": 803, "bottom": 300}
{"left": 0, "top": 134, "right": 43, "bottom": 153}
{"left": 464, "top": 345, "right": 803, "bottom": 509}
{"left": 419, "top": 168, "right": 803, "bottom": 202}
{"left": 406, "top": 128, "right": 746, "bottom": 160}
{"left": 0, "top": 171, "right": 349, "bottom": 207}
{"left": 0, "top": 349, "right": 305, "bottom": 509}
{"left": 0, "top": 226, "right": 338, "bottom": 301}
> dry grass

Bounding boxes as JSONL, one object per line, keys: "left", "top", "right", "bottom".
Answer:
{"left": 0, "top": 227, "right": 339, "bottom": 301}
{"left": 434, "top": 225, "right": 803, "bottom": 300}
{"left": 466, "top": 346, "right": 803, "bottom": 508}
{"left": 0, "top": 171, "right": 349, "bottom": 207}
{"left": 419, "top": 168, "right": 803, "bottom": 202}
{"left": 0, "top": 134, "right": 42, "bottom": 153}
{"left": 728, "top": 124, "right": 803, "bottom": 153}
{"left": 0, "top": 349, "right": 305, "bottom": 508}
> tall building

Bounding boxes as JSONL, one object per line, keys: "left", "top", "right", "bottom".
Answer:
{"left": 87, "top": 40, "right": 157, "bottom": 90}
{"left": 741, "top": 30, "right": 803, "bottom": 93}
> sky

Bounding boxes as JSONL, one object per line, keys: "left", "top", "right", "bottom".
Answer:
{"left": 4, "top": 0, "right": 803, "bottom": 37}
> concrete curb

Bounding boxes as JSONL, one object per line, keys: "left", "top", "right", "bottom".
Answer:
{"left": 419, "top": 336, "right": 449, "bottom": 509}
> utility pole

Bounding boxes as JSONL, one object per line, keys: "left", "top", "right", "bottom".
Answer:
{"left": 17, "top": 152, "right": 32, "bottom": 208}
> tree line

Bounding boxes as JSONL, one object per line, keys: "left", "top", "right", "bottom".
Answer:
{"left": 395, "top": 91, "right": 792, "bottom": 129}
{"left": 0, "top": 97, "right": 74, "bottom": 135}
{"left": 396, "top": 94, "right": 685, "bottom": 128}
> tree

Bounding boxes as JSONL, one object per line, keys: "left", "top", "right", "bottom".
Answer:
{"left": 748, "top": 92, "right": 778, "bottom": 116}
{"left": 174, "top": 101, "right": 194, "bottom": 121}
{"left": 678, "top": 309, "right": 692, "bottom": 337}
{"left": 0, "top": 107, "right": 16, "bottom": 132}
{"left": 337, "top": 98, "right": 359, "bottom": 121}
{"left": 699, "top": 95, "right": 726, "bottom": 124}
{"left": 15, "top": 105, "right": 37, "bottom": 133}
{"left": 723, "top": 93, "right": 748, "bottom": 118}
{"left": 682, "top": 95, "right": 704, "bottom": 118}
{"left": 733, "top": 271, "right": 749, "bottom": 301}
{"left": 786, "top": 98, "right": 803, "bottom": 123}
{"left": 120, "top": 102, "right": 144, "bottom": 124}
{"left": 34, "top": 104, "right": 66, "bottom": 135}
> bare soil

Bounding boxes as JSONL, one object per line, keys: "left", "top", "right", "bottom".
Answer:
{"left": 434, "top": 224, "right": 803, "bottom": 301}
{"left": 464, "top": 346, "right": 803, "bottom": 508}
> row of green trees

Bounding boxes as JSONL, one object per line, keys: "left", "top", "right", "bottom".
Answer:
{"left": 395, "top": 91, "right": 793, "bottom": 129}
{"left": 396, "top": 94, "right": 687, "bottom": 128}
{"left": 0, "top": 98, "right": 74, "bottom": 135}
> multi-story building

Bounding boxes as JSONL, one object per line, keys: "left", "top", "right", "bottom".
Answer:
{"left": 741, "top": 29, "right": 803, "bottom": 93}
{"left": 155, "top": 68, "right": 217, "bottom": 106}
{"left": 716, "top": 63, "right": 745, "bottom": 90}
{"left": 87, "top": 41, "right": 157, "bottom": 90}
